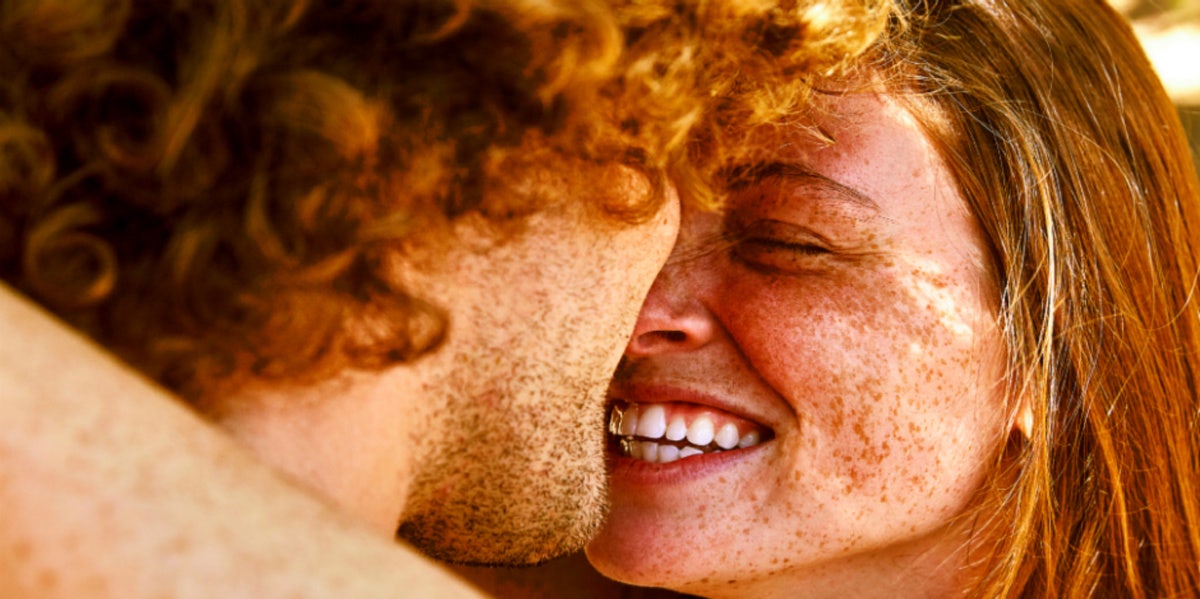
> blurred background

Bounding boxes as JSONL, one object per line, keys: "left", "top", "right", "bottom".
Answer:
{"left": 1111, "top": 0, "right": 1200, "bottom": 174}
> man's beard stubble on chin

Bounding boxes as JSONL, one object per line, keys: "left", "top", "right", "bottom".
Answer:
{"left": 396, "top": 350, "right": 612, "bottom": 567}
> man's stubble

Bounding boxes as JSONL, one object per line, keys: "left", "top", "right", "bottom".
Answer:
{"left": 397, "top": 321, "right": 616, "bottom": 566}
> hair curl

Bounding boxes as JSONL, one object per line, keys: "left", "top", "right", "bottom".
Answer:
{"left": 0, "top": 0, "right": 895, "bottom": 401}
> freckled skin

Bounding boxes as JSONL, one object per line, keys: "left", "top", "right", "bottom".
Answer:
{"left": 587, "top": 92, "right": 1011, "bottom": 597}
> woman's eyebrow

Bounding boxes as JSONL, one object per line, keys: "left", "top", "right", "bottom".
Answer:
{"left": 721, "top": 161, "right": 881, "bottom": 213}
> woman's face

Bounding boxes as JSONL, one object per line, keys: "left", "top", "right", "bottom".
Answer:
{"left": 587, "top": 92, "right": 1014, "bottom": 597}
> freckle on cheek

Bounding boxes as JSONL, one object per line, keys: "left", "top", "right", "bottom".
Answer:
{"left": 11, "top": 540, "right": 32, "bottom": 562}
{"left": 38, "top": 569, "right": 58, "bottom": 591}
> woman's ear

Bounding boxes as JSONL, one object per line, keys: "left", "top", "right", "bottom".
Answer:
{"left": 1013, "top": 395, "right": 1034, "bottom": 441}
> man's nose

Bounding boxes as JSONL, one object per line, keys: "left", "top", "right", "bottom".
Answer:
{"left": 624, "top": 267, "right": 716, "bottom": 357}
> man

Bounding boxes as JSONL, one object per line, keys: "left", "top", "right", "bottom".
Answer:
{"left": 0, "top": 0, "right": 891, "bottom": 596}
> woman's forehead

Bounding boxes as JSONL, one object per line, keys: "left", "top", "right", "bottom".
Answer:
{"left": 724, "top": 93, "right": 951, "bottom": 209}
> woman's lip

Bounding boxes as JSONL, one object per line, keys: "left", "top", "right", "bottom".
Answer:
{"left": 603, "top": 382, "right": 778, "bottom": 486}
{"left": 606, "top": 439, "right": 771, "bottom": 487}
{"left": 608, "top": 382, "right": 776, "bottom": 430}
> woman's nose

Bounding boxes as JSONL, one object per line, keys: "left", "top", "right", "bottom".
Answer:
{"left": 624, "top": 268, "right": 716, "bottom": 357}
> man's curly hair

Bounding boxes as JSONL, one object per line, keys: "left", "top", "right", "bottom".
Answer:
{"left": 0, "top": 0, "right": 893, "bottom": 402}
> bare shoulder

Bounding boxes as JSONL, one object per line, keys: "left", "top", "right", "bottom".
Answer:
{"left": 0, "top": 284, "right": 484, "bottom": 598}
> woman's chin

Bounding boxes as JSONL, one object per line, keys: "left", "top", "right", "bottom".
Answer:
{"left": 585, "top": 497, "right": 739, "bottom": 596}
{"left": 584, "top": 539, "right": 695, "bottom": 594}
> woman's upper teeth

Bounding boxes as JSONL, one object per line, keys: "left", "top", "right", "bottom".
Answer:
{"left": 609, "top": 402, "right": 769, "bottom": 463}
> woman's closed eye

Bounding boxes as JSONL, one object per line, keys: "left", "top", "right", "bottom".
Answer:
{"left": 729, "top": 221, "right": 836, "bottom": 274}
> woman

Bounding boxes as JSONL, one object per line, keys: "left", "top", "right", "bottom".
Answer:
{"left": 588, "top": 0, "right": 1200, "bottom": 596}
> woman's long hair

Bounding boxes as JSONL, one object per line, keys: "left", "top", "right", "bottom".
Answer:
{"left": 877, "top": 0, "right": 1200, "bottom": 595}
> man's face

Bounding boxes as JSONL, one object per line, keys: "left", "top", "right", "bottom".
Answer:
{"left": 395, "top": 160, "right": 680, "bottom": 565}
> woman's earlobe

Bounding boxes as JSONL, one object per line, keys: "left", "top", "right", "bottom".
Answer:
{"left": 1014, "top": 397, "right": 1034, "bottom": 441}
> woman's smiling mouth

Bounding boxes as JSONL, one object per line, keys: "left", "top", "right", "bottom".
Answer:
{"left": 607, "top": 401, "right": 775, "bottom": 464}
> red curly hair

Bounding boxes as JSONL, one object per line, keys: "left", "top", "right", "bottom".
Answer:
{"left": 0, "top": 0, "right": 894, "bottom": 401}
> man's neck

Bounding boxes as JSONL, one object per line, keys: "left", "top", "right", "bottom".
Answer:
{"left": 211, "top": 369, "right": 425, "bottom": 535}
